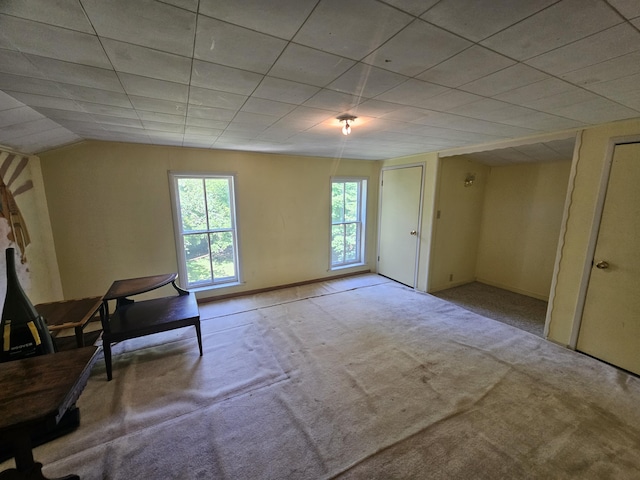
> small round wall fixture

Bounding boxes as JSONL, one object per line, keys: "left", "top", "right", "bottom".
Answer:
{"left": 337, "top": 114, "right": 357, "bottom": 136}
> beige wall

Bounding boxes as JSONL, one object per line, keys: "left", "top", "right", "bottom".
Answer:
{"left": 476, "top": 161, "right": 571, "bottom": 300}
{"left": 430, "top": 156, "right": 490, "bottom": 291}
{"left": 547, "top": 118, "right": 640, "bottom": 346}
{"left": 39, "top": 141, "right": 379, "bottom": 300}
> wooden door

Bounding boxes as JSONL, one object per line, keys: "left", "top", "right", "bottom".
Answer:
{"left": 577, "top": 142, "right": 640, "bottom": 375}
{"left": 378, "top": 166, "right": 423, "bottom": 287}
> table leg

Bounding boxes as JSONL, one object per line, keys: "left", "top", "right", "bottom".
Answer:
{"left": 73, "top": 327, "right": 84, "bottom": 348}
{"left": 0, "top": 431, "right": 79, "bottom": 480}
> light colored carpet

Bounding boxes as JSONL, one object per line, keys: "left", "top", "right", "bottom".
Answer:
{"left": 3, "top": 274, "right": 640, "bottom": 479}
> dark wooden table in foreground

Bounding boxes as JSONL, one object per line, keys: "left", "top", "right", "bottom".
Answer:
{"left": 101, "top": 273, "right": 202, "bottom": 381}
{"left": 0, "top": 347, "right": 99, "bottom": 480}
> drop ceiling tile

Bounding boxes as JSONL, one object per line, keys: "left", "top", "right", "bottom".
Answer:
{"left": 0, "top": 117, "right": 60, "bottom": 142}
{"left": 293, "top": 0, "right": 412, "bottom": 59}
{"left": 59, "top": 83, "right": 132, "bottom": 108}
{"left": 0, "top": 106, "right": 43, "bottom": 128}
{"left": 281, "top": 106, "right": 335, "bottom": 125}
{"left": 269, "top": 44, "right": 355, "bottom": 87}
{"left": 383, "top": 105, "right": 433, "bottom": 122}
{"left": 198, "top": 0, "right": 317, "bottom": 40}
{"left": 142, "top": 121, "right": 185, "bottom": 133}
{"left": 191, "top": 60, "right": 263, "bottom": 96}
{"left": 481, "top": 0, "right": 623, "bottom": 60}
{"left": 363, "top": 19, "right": 471, "bottom": 76}
{"left": 607, "top": 0, "right": 640, "bottom": 19}
{"left": 10, "top": 128, "right": 81, "bottom": 154}
{"left": 494, "top": 111, "right": 585, "bottom": 131}
{"left": 24, "top": 54, "right": 123, "bottom": 93}
{"left": 77, "top": 102, "right": 139, "bottom": 119}
{"left": 560, "top": 51, "right": 640, "bottom": 87}
{"left": 185, "top": 126, "right": 223, "bottom": 136}
{"left": 0, "top": 0, "right": 94, "bottom": 34}
{"left": 419, "top": 90, "right": 483, "bottom": 112}
{"left": 352, "top": 99, "right": 405, "bottom": 117}
{"left": 118, "top": 73, "right": 188, "bottom": 103}
{"left": 383, "top": 0, "right": 440, "bottom": 16}
{"left": 81, "top": 0, "right": 196, "bottom": 57}
{"left": 0, "top": 73, "right": 70, "bottom": 98}
{"left": 161, "top": 0, "right": 199, "bottom": 12}
{"left": 186, "top": 117, "right": 228, "bottom": 129}
{"left": 421, "top": 0, "right": 558, "bottom": 42}
{"left": 91, "top": 114, "right": 143, "bottom": 128}
{"left": 459, "top": 64, "right": 550, "bottom": 97}
{"left": 240, "top": 98, "right": 296, "bottom": 117}
{"left": 129, "top": 96, "right": 187, "bottom": 115}
{"left": 187, "top": 105, "right": 237, "bottom": 121}
{"left": 304, "top": 89, "right": 360, "bottom": 112}
{"left": 102, "top": 39, "right": 191, "bottom": 85}
{"left": 551, "top": 96, "right": 639, "bottom": 123}
{"left": 194, "top": 16, "right": 287, "bottom": 74}
{"left": 522, "top": 89, "right": 601, "bottom": 112}
{"left": 231, "top": 111, "right": 277, "bottom": 127}
{"left": 494, "top": 78, "right": 579, "bottom": 106}
{"left": 448, "top": 98, "right": 520, "bottom": 118}
{"left": 31, "top": 108, "right": 95, "bottom": 123}
{"left": 375, "top": 79, "right": 449, "bottom": 106}
{"left": 4, "top": 91, "right": 84, "bottom": 112}
{"left": 526, "top": 24, "right": 640, "bottom": 75}
{"left": 583, "top": 72, "right": 640, "bottom": 97}
{"left": 417, "top": 45, "right": 515, "bottom": 87}
{"left": 188, "top": 86, "right": 247, "bottom": 110}
{"left": 0, "top": 49, "right": 45, "bottom": 78}
{"left": 0, "top": 91, "right": 24, "bottom": 110}
{"left": 0, "top": 15, "right": 111, "bottom": 69}
{"left": 327, "top": 64, "right": 408, "bottom": 99}
{"left": 138, "top": 110, "right": 185, "bottom": 124}
{"left": 253, "top": 77, "right": 320, "bottom": 104}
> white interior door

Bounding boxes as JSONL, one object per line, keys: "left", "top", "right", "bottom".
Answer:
{"left": 577, "top": 142, "right": 640, "bottom": 375}
{"left": 378, "top": 166, "right": 423, "bottom": 287}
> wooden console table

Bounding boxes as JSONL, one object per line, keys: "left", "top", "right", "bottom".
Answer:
{"left": 101, "top": 273, "right": 202, "bottom": 381}
{"left": 0, "top": 346, "right": 99, "bottom": 480}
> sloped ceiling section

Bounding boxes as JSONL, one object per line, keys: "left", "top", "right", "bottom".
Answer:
{"left": 0, "top": 0, "right": 639, "bottom": 161}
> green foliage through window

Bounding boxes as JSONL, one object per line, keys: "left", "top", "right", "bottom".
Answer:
{"left": 172, "top": 174, "right": 239, "bottom": 287}
{"left": 331, "top": 179, "right": 366, "bottom": 268}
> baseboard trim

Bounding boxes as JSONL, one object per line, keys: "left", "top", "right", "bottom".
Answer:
{"left": 474, "top": 277, "right": 549, "bottom": 301}
{"left": 197, "top": 269, "right": 372, "bottom": 304}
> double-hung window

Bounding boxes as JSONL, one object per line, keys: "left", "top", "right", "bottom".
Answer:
{"left": 169, "top": 172, "right": 240, "bottom": 288}
{"left": 331, "top": 178, "right": 367, "bottom": 269}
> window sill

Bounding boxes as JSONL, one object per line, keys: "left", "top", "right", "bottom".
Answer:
{"left": 330, "top": 263, "right": 367, "bottom": 272}
{"left": 186, "top": 281, "right": 243, "bottom": 294}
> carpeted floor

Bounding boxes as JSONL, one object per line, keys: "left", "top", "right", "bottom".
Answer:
{"left": 3, "top": 274, "right": 639, "bottom": 479}
{"left": 431, "top": 282, "right": 548, "bottom": 337}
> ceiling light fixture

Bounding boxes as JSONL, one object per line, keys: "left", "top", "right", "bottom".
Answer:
{"left": 337, "top": 114, "right": 357, "bottom": 136}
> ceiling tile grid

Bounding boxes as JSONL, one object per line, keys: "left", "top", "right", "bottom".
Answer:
{"left": 0, "top": 0, "right": 638, "bottom": 161}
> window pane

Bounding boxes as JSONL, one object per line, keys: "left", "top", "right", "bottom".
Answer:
{"left": 331, "top": 182, "right": 345, "bottom": 223}
{"left": 344, "top": 182, "right": 359, "bottom": 222}
{"left": 344, "top": 223, "right": 359, "bottom": 262}
{"left": 206, "top": 178, "right": 231, "bottom": 229}
{"left": 178, "top": 178, "right": 207, "bottom": 231}
{"left": 184, "top": 233, "right": 212, "bottom": 284}
{"left": 210, "top": 231, "right": 235, "bottom": 279}
{"left": 331, "top": 224, "right": 345, "bottom": 265}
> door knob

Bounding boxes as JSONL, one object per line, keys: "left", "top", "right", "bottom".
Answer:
{"left": 410, "top": 230, "right": 417, "bottom": 236}
{"left": 595, "top": 261, "right": 609, "bottom": 269}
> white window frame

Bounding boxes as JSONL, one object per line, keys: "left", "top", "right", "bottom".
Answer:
{"left": 169, "top": 171, "right": 241, "bottom": 290}
{"left": 330, "top": 177, "right": 367, "bottom": 270}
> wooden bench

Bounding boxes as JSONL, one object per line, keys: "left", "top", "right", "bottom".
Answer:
{"left": 100, "top": 274, "right": 202, "bottom": 381}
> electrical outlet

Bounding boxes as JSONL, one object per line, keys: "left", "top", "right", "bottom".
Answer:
{"left": 449, "top": 274, "right": 453, "bottom": 281}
